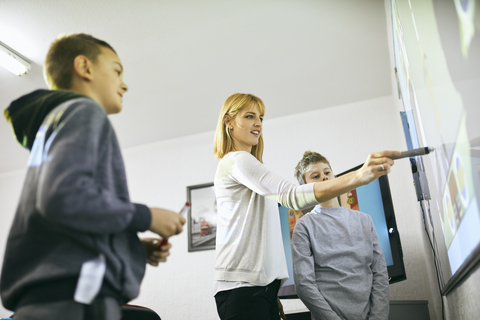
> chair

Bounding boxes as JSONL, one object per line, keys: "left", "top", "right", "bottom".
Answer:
{"left": 121, "top": 304, "right": 161, "bottom": 320}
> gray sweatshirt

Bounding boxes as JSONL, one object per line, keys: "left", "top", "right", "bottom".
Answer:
{"left": 1, "top": 91, "right": 151, "bottom": 311}
{"left": 292, "top": 206, "right": 389, "bottom": 320}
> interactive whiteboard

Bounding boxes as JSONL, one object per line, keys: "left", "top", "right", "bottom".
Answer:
{"left": 391, "top": 0, "right": 480, "bottom": 294}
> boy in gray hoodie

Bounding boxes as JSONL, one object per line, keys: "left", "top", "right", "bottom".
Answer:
{"left": 1, "top": 34, "right": 185, "bottom": 320}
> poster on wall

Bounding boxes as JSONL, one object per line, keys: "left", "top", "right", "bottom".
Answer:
{"left": 187, "top": 183, "right": 217, "bottom": 252}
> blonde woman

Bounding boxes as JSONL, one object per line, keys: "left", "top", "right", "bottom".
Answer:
{"left": 212, "top": 93, "right": 399, "bottom": 320}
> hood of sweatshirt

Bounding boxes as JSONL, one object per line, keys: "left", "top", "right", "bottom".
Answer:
{"left": 4, "top": 89, "right": 90, "bottom": 150}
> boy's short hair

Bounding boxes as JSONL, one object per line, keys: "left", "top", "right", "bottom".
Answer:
{"left": 44, "top": 33, "right": 116, "bottom": 90}
{"left": 294, "top": 151, "right": 332, "bottom": 185}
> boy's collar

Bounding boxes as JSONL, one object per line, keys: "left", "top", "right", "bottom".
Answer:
{"left": 308, "top": 204, "right": 323, "bottom": 215}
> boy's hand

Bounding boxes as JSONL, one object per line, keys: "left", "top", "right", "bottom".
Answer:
{"left": 356, "top": 150, "right": 400, "bottom": 185}
{"left": 149, "top": 207, "right": 186, "bottom": 238}
{"left": 141, "top": 238, "right": 171, "bottom": 266}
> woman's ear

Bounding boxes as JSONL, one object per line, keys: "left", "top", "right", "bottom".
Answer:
{"left": 72, "top": 55, "right": 93, "bottom": 81}
{"left": 223, "top": 115, "right": 232, "bottom": 129}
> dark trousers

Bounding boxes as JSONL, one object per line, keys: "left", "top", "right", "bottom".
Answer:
{"left": 215, "top": 280, "right": 281, "bottom": 320}
{"left": 13, "top": 296, "right": 121, "bottom": 320}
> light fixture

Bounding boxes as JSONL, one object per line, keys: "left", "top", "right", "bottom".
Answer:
{"left": 0, "top": 43, "right": 31, "bottom": 76}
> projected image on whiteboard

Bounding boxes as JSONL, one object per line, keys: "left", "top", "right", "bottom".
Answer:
{"left": 391, "top": 0, "right": 480, "bottom": 278}
{"left": 441, "top": 125, "right": 480, "bottom": 274}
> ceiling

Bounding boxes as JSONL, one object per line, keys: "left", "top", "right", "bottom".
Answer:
{"left": 0, "top": 0, "right": 392, "bottom": 174}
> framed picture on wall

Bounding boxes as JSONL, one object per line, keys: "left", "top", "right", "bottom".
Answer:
{"left": 187, "top": 183, "right": 217, "bottom": 252}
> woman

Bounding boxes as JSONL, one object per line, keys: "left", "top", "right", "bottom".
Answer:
{"left": 212, "top": 93, "right": 398, "bottom": 320}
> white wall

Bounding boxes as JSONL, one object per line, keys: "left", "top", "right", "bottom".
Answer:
{"left": 0, "top": 96, "right": 442, "bottom": 319}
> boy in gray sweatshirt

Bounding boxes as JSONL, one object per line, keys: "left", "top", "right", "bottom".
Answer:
{"left": 292, "top": 151, "right": 389, "bottom": 320}
{"left": 1, "top": 34, "right": 185, "bottom": 320}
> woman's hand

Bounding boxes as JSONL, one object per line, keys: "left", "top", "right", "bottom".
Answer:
{"left": 141, "top": 237, "right": 172, "bottom": 266}
{"left": 355, "top": 150, "right": 400, "bottom": 186}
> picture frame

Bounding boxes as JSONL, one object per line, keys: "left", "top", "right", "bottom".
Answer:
{"left": 187, "top": 183, "right": 217, "bottom": 252}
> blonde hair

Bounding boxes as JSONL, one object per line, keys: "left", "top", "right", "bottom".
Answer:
{"left": 213, "top": 93, "right": 265, "bottom": 162}
{"left": 294, "top": 151, "right": 332, "bottom": 185}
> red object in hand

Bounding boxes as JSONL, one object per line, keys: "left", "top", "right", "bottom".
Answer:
{"left": 157, "top": 202, "right": 191, "bottom": 248}
{"left": 178, "top": 202, "right": 191, "bottom": 217}
{"left": 159, "top": 238, "right": 169, "bottom": 247}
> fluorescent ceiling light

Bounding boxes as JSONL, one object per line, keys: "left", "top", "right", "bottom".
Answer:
{"left": 0, "top": 43, "right": 31, "bottom": 76}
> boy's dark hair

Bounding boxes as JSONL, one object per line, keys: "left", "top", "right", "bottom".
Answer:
{"left": 294, "top": 151, "right": 332, "bottom": 185}
{"left": 44, "top": 33, "right": 116, "bottom": 90}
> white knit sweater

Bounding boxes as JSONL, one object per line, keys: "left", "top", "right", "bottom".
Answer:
{"left": 213, "top": 151, "right": 317, "bottom": 291}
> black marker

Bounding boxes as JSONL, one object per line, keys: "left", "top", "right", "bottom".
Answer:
{"left": 390, "top": 147, "right": 435, "bottom": 160}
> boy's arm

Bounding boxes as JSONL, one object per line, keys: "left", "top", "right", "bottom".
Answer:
{"left": 36, "top": 101, "right": 150, "bottom": 234}
{"left": 368, "top": 219, "right": 390, "bottom": 320}
{"left": 292, "top": 221, "right": 343, "bottom": 320}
